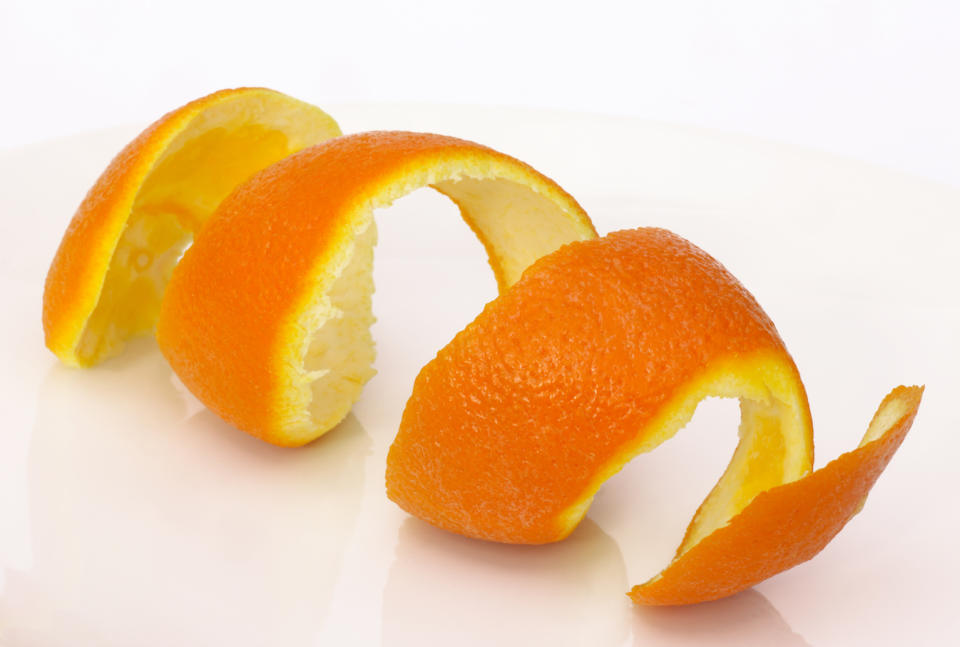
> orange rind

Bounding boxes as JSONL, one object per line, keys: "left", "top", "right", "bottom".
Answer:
{"left": 156, "top": 131, "right": 597, "bottom": 447}
{"left": 630, "top": 385, "right": 923, "bottom": 605}
{"left": 43, "top": 88, "right": 341, "bottom": 367}
{"left": 388, "top": 229, "right": 814, "bottom": 545}
{"left": 386, "top": 228, "right": 921, "bottom": 604}
{"left": 43, "top": 93, "right": 922, "bottom": 606}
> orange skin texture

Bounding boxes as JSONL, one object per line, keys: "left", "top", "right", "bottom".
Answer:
{"left": 156, "top": 131, "right": 594, "bottom": 445}
{"left": 386, "top": 228, "right": 808, "bottom": 544}
{"left": 630, "top": 386, "right": 923, "bottom": 605}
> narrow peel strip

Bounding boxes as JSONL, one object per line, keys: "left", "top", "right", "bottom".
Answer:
{"left": 630, "top": 386, "right": 923, "bottom": 605}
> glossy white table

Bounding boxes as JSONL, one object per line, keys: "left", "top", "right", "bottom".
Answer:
{"left": 1, "top": 105, "right": 956, "bottom": 646}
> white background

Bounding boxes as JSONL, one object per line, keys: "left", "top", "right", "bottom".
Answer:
{"left": 2, "top": 2, "right": 959, "bottom": 646}
{"left": 2, "top": 0, "right": 960, "bottom": 187}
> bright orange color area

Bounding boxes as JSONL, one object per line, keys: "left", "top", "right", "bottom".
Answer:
{"left": 630, "top": 385, "right": 923, "bottom": 604}
{"left": 42, "top": 88, "right": 341, "bottom": 367}
{"left": 157, "top": 131, "right": 597, "bottom": 447}
{"left": 386, "top": 228, "right": 921, "bottom": 604}
{"left": 387, "top": 229, "right": 813, "bottom": 544}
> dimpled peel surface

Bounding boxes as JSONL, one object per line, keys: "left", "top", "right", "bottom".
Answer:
{"left": 387, "top": 228, "right": 813, "bottom": 544}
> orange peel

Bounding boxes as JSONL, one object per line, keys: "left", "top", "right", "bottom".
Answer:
{"left": 43, "top": 87, "right": 341, "bottom": 367}
{"left": 630, "top": 385, "right": 923, "bottom": 605}
{"left": 42, "top": 93, "right": 922, "bottom": 605}
{"left": 386, "top": 228, "right": 922, "bottom": 604}
{"left": 156, "top": 131, "right": 597, "bottom": 447}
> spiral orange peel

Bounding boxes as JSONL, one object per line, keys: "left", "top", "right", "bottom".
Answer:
{"left": 42, "top": 89, "right": 923, "bottom": 606}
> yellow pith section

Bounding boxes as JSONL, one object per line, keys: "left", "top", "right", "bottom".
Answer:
{"left": 862, "top": 395, "right": 910, "bottom": 446}
{"left": 434, "top": 177, "right": 590, "bottom": 288}
{"left": 730, "top": 400, "right": 790, "bottom": 511}
{"left": 681, "top": 397, "right": 795, "bottom": 553}
{"left": 74, "top": 95, "right": 341, "bottom": 367}
{"left": 76, "top": 125, "right": 292, "bottom": 364}
{"left": 77, "top": 212, "right": 191, "bottom": 363}
{"left": 279, "top": 218, "right": 379, "bottom": 446}
{"left": 849, "top": 391, "right": 914, "bottom": 515}
{"left": 133, "top": 125, "right": 292, "bottom": 231}
{"left": 277, "top": 158, "right": 596, "bottom": 444}
{"left": 556, "top": 351, "right": 813, "bottom": 550}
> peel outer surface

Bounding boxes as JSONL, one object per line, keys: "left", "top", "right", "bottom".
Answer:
{"left": 387, "top": 228, "right": 814, "bottom": 544}
{"left": 157, "top": 131, "right": 597, "bottom": 446}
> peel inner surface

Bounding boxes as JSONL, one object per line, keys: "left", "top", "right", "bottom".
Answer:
{"left": 559, "top": 351, "right": 812, "bottom": 553}
{"left": 44, "top": 89, "right": 341, "bottom": 366}
{"left": 282, "top": 166, "right": 597, "bottom": 444}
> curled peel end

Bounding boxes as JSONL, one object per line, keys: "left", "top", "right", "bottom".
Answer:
{"left": 629, "top": 385, "right": 923, "bottom": 606}
{"left": 43, "top": 87, "right": 341, "bottom": 368}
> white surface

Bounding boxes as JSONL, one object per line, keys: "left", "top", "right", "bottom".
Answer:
{"left": 3, "top": 1, "right": 960, "bottom": 187}
{"left": 0, "top": 105, "right": 957, "bottom": 645}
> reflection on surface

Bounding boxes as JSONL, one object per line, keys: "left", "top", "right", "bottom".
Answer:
{"left": 0, "top": 341, "right": 370, "bottom": 645}
{"left": 383, "top": 518, "right": 630, "bottom": 647}
{"left": 633, "top": 589, "right": 810, "bottom": 646}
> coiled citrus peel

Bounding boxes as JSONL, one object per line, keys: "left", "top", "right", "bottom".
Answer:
{"left": 385, "top": 228, "right": 922, "bottom": 604}
{"left": 42, "top": 89, "right": 923, "bottom": 606}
